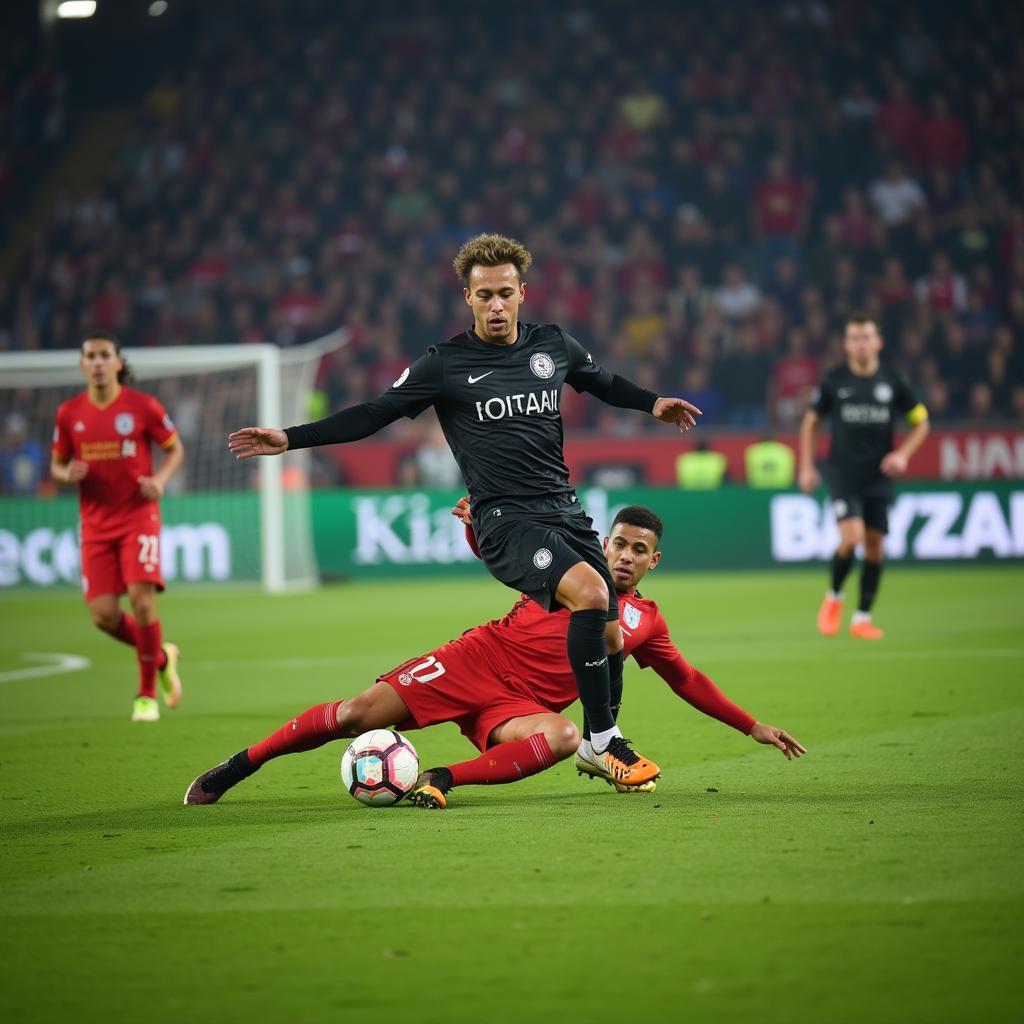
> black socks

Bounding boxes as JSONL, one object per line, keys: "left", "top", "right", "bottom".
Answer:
{"left": 567, "top": 609, "right": 614, "bottom": 734}
{"left": 859, "top": 560, "right": 883, "bottom": 613}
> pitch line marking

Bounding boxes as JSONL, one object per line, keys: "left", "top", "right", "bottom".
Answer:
{"left": 0, "top": 653, "right": 92, "bottom": 683}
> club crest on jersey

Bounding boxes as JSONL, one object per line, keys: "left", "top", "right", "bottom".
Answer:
{"left": 74, "top": 420, "right": 85, "bottom": 432}
{"left": 530, "top": 352, "right": 555, "bottom": 379}
{"left": 623, "top": 603, "right": 642, "bottom": 630}
{"left": 874, "top": 383, "right": 893, "bottom": 403}
{"left": 533, "top": 547, "right": 553, "bottom": 569}
{"left": 115, "top": 413, "right": 135, "bottom": 436}
{"left": 833, "top": 499, "right": 848, "bottom": 518}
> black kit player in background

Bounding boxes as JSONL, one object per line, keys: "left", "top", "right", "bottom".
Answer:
{"left": 798, "top": 315, "right": 930, "bottom": 640}
{"left": 228, "top": 233, "right": 701, "bottom": 788}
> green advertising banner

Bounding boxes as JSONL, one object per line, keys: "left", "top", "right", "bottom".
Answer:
{"left": 313, "top": 484, "right": 1024, "bottom": 579}
{"left": 1, "top": 483, "right": 1022, "bottom": 588}
{"left": 0, "top": 492, "right": 261, "bottom": 588}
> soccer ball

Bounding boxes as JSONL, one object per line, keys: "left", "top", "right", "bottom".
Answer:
{"left": 340, "top": 729, "right": 419, "bottom": 806}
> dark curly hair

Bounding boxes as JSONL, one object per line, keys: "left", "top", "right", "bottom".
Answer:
{"left": 611, "top": 505, "right": 664, "bottom": 547}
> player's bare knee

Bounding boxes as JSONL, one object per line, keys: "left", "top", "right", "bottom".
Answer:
{"left": 575, "top": 578, "right": 609, "bottom": 611}
{"left": 91, "top": 607, "right": 120, "bottom": 633}
{"left": 544, "top": 719, "right": 580, "bottom": 760}
{"left": 335, "top": 698, "right": 368, "bottom": 737}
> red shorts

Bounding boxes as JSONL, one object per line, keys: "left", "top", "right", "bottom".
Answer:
{"left": 80, "top": 519, "right": 165, "bottom": 602}
{"left": 379, "top": 632, "right": 553, "bottom": 752}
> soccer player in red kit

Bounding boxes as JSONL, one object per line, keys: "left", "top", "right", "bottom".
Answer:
{"left": 51, "top": 332, "right": 186, "bottom": 722}
{"left": 185, "top": 505, "right": 803, "bottom": 807}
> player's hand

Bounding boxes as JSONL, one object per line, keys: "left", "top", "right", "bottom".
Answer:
{"left": 880, "top": 451, "right": 908, "bottom": 478}
{"left": 750, "top": 722, "right": 807, "bottom": 761}
{"left": 798, "top": 466, "right": 820, "bottom": 494}
{"left": 652, "top": 397, "right": 702, "bottom": 432}
{"left": 66, "top": 459, "right": 89, "bottom": 482}
{"left": 137, "top": 475, "right": 164, "bottom": 500}
{"left": 451, "top": 496, "right": 472, "bottom": 526}
{"left": 228, "top": 427, "right": 289, "bottom": 459}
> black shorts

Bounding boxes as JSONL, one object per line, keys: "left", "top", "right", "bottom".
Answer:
{"left": 474, "top": 496, "right": 618, "bottom": 620}
{"left": 829, "top": 486, "right": 890, "bottom": 533}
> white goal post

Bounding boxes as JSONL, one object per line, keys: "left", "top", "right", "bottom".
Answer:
{"left": 0, "top": 332, "right": 348, "bottom": 592}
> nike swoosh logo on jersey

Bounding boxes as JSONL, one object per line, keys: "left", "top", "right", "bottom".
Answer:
{"left": 620, "top": 627, "right": 633, "bottom": 636}
{"left": 467, "top": 372, "right": 494, "bottom": 384}
{"left": 838, "top": 388, "right": 855, "bottom": 398}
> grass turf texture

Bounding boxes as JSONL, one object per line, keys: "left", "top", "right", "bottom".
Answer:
{"left": 1, "top": 568, "right": 1021, "bottom": 1024}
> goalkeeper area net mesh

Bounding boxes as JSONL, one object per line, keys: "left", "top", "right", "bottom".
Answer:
{"left": 0, "top": 333, "right": 348, "bottom": 592}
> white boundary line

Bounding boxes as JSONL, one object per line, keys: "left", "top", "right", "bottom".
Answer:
{"left": 0, "top": 653, "right": 92, "bottom": 682}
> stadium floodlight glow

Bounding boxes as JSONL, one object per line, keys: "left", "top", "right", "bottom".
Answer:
{"left": 56, "top": 1, "right": 96, "bottom": 17}
{"left": 149, "top": 0, "right": 167, "bottom": 15}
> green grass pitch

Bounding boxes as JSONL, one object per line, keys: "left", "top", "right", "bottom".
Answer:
{"left": 1, "top": 567, "right": 1021, "bottom": 1024}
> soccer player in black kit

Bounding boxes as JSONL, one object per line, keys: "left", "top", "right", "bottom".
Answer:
{"left": 798, "top": 315, "right": 929, "bottom": 639}
{"left": 228, "top": 234, "right": 701, "bottom": 787}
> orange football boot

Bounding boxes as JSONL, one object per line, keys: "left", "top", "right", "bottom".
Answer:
{"left": 595, "top": 736, "right": 660, "bottom": 787}
{"left": 409, "top": 768, "right": 451, "bottom": 809}
{"left": 816, "top": 595, "right": 843, "bottom": 636}
{"left": 850, "top": 619, "right": 885, "bottom": 640}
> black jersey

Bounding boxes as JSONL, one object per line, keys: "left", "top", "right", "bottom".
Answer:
{"left": 283, "top": 322, "right": 658, "bottom": 527}
{"left": 811, "top": 364, "right": 920, "bottom": 492}
{"left": 376, "top": 323, "right": 651, "bottom": 519}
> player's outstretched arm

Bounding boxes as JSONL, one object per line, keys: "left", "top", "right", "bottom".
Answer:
{"left": 231, "top": 393, "right": 412, "bottom": 459}
{"left": 640, "top": 632, "right": 806, "bottom": 761}
{"left": 563, "top": 333, "right": 700, "bottom": 429}
{"left": 749, "top": 722, "right": 807, "bottom": 760}
{"left": 228, "top": 427, "right": 289, "bottom": 460}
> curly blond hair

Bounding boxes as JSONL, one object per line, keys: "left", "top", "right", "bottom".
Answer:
{"left": 453, "top": 233, "right": 533, "bottom": 284}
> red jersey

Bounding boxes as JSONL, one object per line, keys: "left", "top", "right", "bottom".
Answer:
{"left": 465, "top": 592, "right": 684, "bottom": 711}
{"left": 52, "top": 387, "right": 178, "bottom": 541}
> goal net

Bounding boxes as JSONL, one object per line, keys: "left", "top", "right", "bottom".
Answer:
{"left": 0, "top": 332, "right": 348, "bottom": 593}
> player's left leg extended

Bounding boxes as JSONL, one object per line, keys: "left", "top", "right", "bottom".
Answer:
{"left": 575, "top": 621, "right": 655, "bottom": 792}
{"left": 184, "top": 681, "right": 412, "bottom": 805}
{"left": 411, "top": 713, "right": 578, "bottom": 810}
{"left": 851, "top": 524, "right": 886, "bottom": 639}
{"left": 555, "top": 563, "right": 659, "bottom": 786}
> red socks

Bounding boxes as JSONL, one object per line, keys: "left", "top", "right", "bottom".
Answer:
{"left": 111, "top": 613, "right": 140, "bottom": 647}
{"left": 448, "top": 734, "right": 555, "bottom": 787}
{"left": 136, "top": 620, "right": 163, "bottom": 699}
{"left": 247, "top": 701, "right": 345, "bottom": 767}
{"left": 108, "top": 613, "right": 169, "bottom": 695}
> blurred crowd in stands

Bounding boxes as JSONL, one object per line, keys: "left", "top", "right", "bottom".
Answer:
{"left": 2, "top": 0, "right": 1023, "bottom": 452}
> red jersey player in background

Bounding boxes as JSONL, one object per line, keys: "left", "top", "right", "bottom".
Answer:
{"left": 185, "top": 503, "right": 803, "bottom": 807}
{"left": 51, "top": 332, "right": 186, "bottom": 722}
